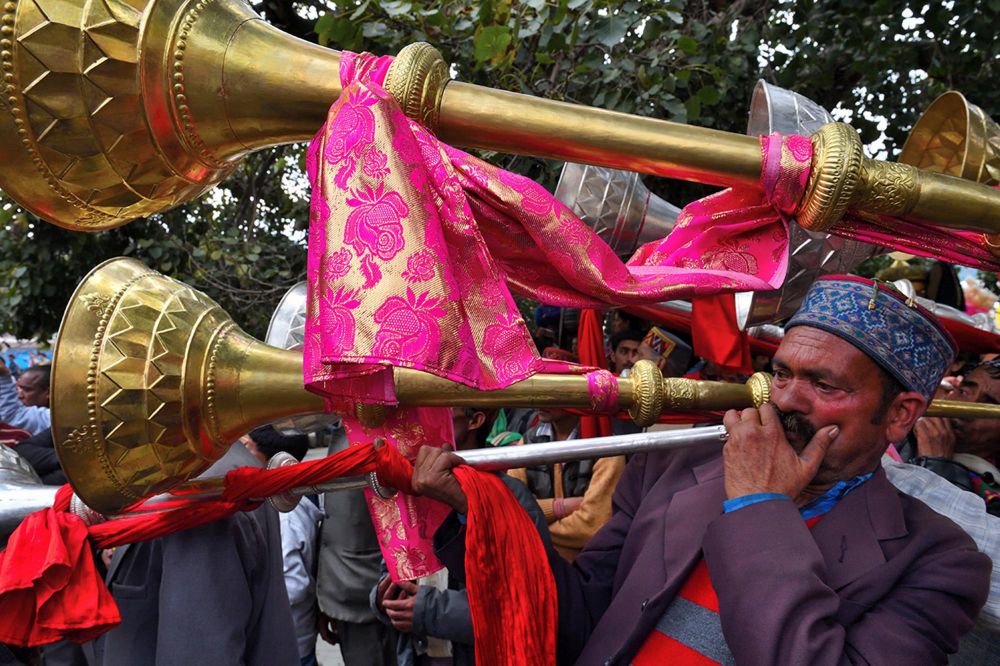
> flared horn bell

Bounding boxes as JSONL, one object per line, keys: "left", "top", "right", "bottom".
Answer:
{"left": 0, "top": 0, "right": 341, "bottom": 230}
{"left": 265, "top": 282, "right": 338, "bottom": 435}
{"left": 900, "top": 91, "right": 1000, "bottom": 186}
{"left": 51, "top": 257, "right": 325, "bottom": 513}
{"left": 553, "top": 163, "right": 681, "bottom": 257}
{"left": 734, "top": 81, "right": 879, "bottom": 327}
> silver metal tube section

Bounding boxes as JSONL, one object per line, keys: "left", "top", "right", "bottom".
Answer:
{"left": 3, "top": 427, "right": 727, "bottom": 531}
{"left": 454, "top": 425, "right": 727, "bottom": 470}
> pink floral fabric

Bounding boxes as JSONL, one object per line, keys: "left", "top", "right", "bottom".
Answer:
{"left": 304, "top": 52, "right": 809, "bottom": 407}
{"left": 343, "top": 406, "right": 455, "bottom": 581}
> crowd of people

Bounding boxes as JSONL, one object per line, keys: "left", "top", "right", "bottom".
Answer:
{"left": 2, "top": 274, "right": 1000, "bottom": 665}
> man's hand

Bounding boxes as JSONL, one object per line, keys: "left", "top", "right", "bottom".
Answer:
{"left": 411, "top": 444, "right": 468, "bottom": 514}
{"left": 317, "top": 611, "right": 340, "bottom": 645}
{"left": 914, "top": 417, "right": 957, "bottom": 459}
{"left": 722, "top": 403, "right": 838, "bottom": 501}
{"left": 382, "top": 580, "right": 419, "bottom": 634}
{"left": 374, "top": 575, "right": 393, "bottom": 613}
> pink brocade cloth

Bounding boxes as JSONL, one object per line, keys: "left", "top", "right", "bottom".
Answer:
{"left": 304, "top": 52, "right": 807, "bottom": 406}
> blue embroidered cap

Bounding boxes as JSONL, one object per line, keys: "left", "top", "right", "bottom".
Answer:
{"left": 786, "top": 276, "right": 956, "bottom": 402}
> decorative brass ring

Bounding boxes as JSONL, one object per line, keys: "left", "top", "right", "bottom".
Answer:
{"left": 385, "top": 42, "right": 450, "bottom": 131}
{"left": 746, "top": 372, "right": 773, "bottom": 408}
{"left": 798, "top": 123, "right": 865, "bottom": 232}
{"left": 627, "top": 360, "right": 665, "bottom": 428}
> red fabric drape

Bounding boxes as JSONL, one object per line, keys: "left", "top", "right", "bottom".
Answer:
{"left": 0, "top": 444, "right": 554, "bottom": 666}
{"left": 455, "top": 466, "right": 557, "bottom": 666}
{"left": 690, "top": 294, "right": 752, "bottom": 374}
{"left": 577, "top": 309, "right": 613, "bottom": 438}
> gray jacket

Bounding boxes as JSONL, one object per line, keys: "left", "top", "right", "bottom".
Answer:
{"left": 87, "top": 445, "right": 300, "bottom": 666}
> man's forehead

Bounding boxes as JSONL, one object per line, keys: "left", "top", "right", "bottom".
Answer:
{"left": 774, "top": 327, "right": 872, "bottom": 373}
{"left": 617, "top": 340, "right": 640, "bottom": 350}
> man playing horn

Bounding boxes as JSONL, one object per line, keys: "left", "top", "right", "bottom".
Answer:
{"left": 412, "top": 276, "right": 991, "bottom": 665}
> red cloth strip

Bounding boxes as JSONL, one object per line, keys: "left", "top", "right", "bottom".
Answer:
{"left": 454, "top": 466, "right": 557, "bottom": 666}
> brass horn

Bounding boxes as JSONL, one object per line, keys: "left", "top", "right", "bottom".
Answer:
{"left": 900, "top": 91, "right": 1000, "bottom": 186}
{"left": 52, "top": 257, "right": 1000, "bottom": 513}
{"left": 1, "top": 0, "right": 998, "bottom": 235}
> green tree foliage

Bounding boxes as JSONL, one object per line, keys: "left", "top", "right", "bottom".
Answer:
{"left": 1, "top": 0, "right": 998, "bottom": 339}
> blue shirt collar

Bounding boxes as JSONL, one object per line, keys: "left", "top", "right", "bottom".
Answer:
{"left": 799, "top": 472, "right": 874, "bottom": 520}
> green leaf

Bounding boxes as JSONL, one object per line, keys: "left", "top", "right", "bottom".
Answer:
{"left": 474, "top": 25, "right": 512, "bottom": 64}
{"left": 685, "top": 96, "right": 701, "bottom": 121}
{"left": 697, "top": 86, "right": 720, "bottom": 105}
{"left": 593, "top": 15, "right": 629, "bottom": 49}
{"left": 677, "top": 35, "right": 699, "bottom": 55}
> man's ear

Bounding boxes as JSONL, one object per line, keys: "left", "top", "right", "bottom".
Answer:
{"left": 885, "top": 391, "right": 926, "bottom": 443}
{"left": 469, "top": 411, "right": 487, "bottom": 432}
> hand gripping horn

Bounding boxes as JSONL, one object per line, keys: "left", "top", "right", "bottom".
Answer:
{"left": 0, "top": 0, "right": 997, "bottom": 234}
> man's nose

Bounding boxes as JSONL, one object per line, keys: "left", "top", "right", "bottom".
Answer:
{"left": 771, "top": 379, "right": 809, "bottom": 415}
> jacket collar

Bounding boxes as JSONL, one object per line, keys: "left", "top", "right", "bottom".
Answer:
{"left": 663, "top": 459, "right": 907, "bottom": 591}
{"left": 811, "top": 466, "right": 907, "bottom": 590}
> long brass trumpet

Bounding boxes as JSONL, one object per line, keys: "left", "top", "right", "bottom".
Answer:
{"left": 53, "top": 257, "right": 1000, "bottom": 514}
{"left": 0, "top": 0, "right": 998, "bottom": 235}
{"left": 52, "top": 257, "right": 772, "bottom": 512}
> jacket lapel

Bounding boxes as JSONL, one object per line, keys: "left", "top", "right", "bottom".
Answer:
{"left": 661, "top": 456, "right": 726, "bottom": 585}
{"left": 811, "top": 467, "right": 907, "bottom": 590}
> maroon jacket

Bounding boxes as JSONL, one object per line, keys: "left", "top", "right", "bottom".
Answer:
{"left": 537, "top": 443, "right": 992, "bottom": 665}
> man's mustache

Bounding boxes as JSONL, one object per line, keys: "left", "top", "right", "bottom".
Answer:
{"left": 773, "top": 407, "right": 817, "bottom": 446}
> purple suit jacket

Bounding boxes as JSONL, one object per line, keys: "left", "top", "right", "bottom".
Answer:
{"left": 538, "top": 444, "right": 992, "bottom": 665}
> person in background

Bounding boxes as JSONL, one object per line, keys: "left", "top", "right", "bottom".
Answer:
{"left": 243, "top": 425, "right": 322, "bottom": 666}
{"left": 608, "top": 330, "right": 643, "bottom": 374}
{"left": 510, "top": 407, "right": 625, "bottom": 560}
{"left": 371, "top": 406, "right": 546, "bottom": 666}
{"left": 86, "top": 443, "right": 298, "bottom": 666}
{"left": 4, "top": 355, "right": 20, "bottom": 379}
{"left": 316, "top": 424, "right": 397, "bottom": 666}
{"left": 0, "top": 363, "right": 49, "bottom": 435}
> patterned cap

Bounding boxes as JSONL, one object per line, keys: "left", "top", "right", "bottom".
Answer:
{"left": 786, "top": 276, "right": 956, "bottom": 402}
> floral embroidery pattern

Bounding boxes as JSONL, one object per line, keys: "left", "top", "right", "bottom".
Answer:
{"left": 323, "top": 248, "right": 352, "bottom": 282}
{"left": 372, "top": 288, "right": 448, "bottom": 360}
{"left": 401, "top": 250, "right": 435, "bottom": 283}
{"left": 362, "top": 145, "right": 391, "bottom": 180}
{"left": 344, "top": 183, "right": 408, "bottom": 262}
{"left": 320, "top": 286, "right": 361, "bottom": 357}
{"left": 324, "top": 87, "right": 380, "bottom": 189}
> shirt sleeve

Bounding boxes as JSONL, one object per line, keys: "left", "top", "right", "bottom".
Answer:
{"left": 722, "top": 492, "right": 789, "bottom": 513}
{"left": 0, "top": 374, "right": 50, "bottom": 434}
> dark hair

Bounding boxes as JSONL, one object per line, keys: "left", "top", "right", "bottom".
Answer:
{"left": 871, "top": 367, "right": 904, "bottom": 424}
{"left": 611, "top": 329, "right": 644, "bottom": 353}
{"left": 458, "top": 407, "right": 496, "bottom": 448}
{"left": 248, "top": 425, "right": 310, "bottom": 462}
{"left": 22, "top": 364, "right": 50, "bottom": 389}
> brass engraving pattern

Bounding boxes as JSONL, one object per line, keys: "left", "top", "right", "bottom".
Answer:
{"left": 203, "top": 320, "right": 235, "bottom": 446}
{"left": 663, "top": 377, "right": 696, "bottom": 411}
{"left": 171, "top": 0, "right": 228, "bottom": 169}
{"left": 798, "top": 123, "right": 864, "bottom": 232}
{"left": 84, "top": 270, "right": 158, "bottom": 501}
{"left": 0, "top": 0, "right": 121, "bottom": 227}
{"left": 856, "top": 160, "right": 919, "bottom": 215}
{"left": 627, "top": 360, "right": 664, "bottom": 427}
{"left": 385, "top": 42, "right": 449, "bottom": 131}
{"left": 746, "top": 372, "right": 772, "bottom": 408}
